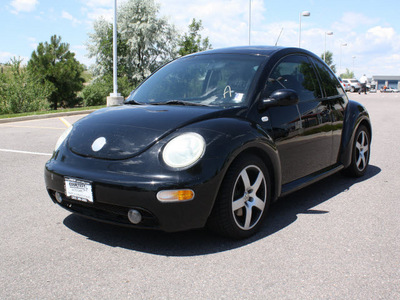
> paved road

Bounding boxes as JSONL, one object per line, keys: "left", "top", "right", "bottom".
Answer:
{"left": 1, "top": 93, "right": 399, "bottom": 299}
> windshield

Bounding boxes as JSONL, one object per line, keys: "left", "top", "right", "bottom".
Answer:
{"left": 127, "top": 54, "right": 265, "bottom": 108}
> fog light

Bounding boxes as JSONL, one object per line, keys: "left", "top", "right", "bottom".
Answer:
{"left": 157, "top": 189, "right": 195, "bottom": 202}
{"left": 55, "top": 192, "right": 63, "bottom": 203}
{"left": 128, "top": 209, "right": 142, "bottom": 224}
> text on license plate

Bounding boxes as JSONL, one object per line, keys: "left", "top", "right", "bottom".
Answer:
{"left": 65, "top": 178, "right": 93, "bottom": 202}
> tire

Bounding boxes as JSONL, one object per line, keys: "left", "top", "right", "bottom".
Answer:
{"left": 343, "top": 125, "right": 370, "bottom": 177}
{"left": 207, "top": 155, "right": 271, "bottom": 239}
{"left": 350, "top": 86, "right": 355, "bottom": 93}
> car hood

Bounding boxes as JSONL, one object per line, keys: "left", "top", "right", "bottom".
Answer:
{"left": 68, "top": 104, "right": 240, "bottom": 160}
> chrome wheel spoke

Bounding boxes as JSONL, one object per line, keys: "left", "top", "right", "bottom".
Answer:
{"left": 360, "top": 131, "right": 365, "bottom": 146}
{"left": 356, "top": 154, "right": 365, "bottom": 169}
{"left": 252, "top": 172, "right": 264, "bottom": 192}
{"left": 253, "top": 196, "right": 265, "bottom": 211}
{"left": 239, "top": 169, "right": 251, "bottom": 190}
{"left": 232, "top": 196, "right": 246, "bottom": 211}
{"left": 356, "top": 141, "right": 362, "bottom": 151}
{"left": 243, "top": 206, "right": 253, "bottom": 229}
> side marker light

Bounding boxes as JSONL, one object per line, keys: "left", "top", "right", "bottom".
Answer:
{"left": 156, "top": 190, "right": 195, "bottom": 202}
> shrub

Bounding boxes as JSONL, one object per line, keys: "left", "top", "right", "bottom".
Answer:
{"left": 0, "top": 58, "right": 53, "bottom": 114}
{"left": 81, "top": 75, "right": 133, "bottom": 107}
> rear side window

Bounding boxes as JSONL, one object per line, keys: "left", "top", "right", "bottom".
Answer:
{"left": 265, "top": 55, "right": 322, "bottom": 102}
{"left": 313, "top": 59, "right": 345, "bottom": 97}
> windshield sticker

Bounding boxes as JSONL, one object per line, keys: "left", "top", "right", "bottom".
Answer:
{"left": 233, "top": 93, "right": 244, "bottom": 102}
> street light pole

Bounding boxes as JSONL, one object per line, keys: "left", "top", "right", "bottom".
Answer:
{"left": 248, "top": 0, "right": 251, "bottom": 45}
{"left": 324, "top": 31, "right": 333, "bottom": 62}
{"left": 112, "top": 0, "right": 118, "bottom": 96}
{"left": 340, "top": 42, "right": 347, "bottom": 73}
{"left": 107, "top": 0, "right": 124, "bottom": 106}
{"left": 352, "top": 56, "right": 356, "bottom": 73}
{"left": 298, "top": 11, "right": 310, "bottom": 48}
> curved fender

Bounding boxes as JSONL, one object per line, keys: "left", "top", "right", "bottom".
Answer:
{"left": 184, "top": 117, "right": 282, "bottom": 202}
{"left": 339, "top": 100, "right": 372, "bottom": 167}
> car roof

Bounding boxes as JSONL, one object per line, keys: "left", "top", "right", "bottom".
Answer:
{"left": 187, "top": 46, "right": 317, "bottom": 58}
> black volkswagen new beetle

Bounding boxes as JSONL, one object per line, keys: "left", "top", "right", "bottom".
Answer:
{"left": 45, "top": 46, "right": 371, "bottom": 239}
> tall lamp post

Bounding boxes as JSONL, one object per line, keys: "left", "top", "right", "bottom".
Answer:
{"left": 248, "top": 0, "right": 251, "bottom": 45}
{"left": 324, "top": 31, "right": 333, "bottom": 62}
{"left": 298, "top": 11, "right": 310, "bottom": 48}
{"left": 340, "top": 42, "right": 347, "bottom": 74}
{"left": 107, "top": 0, "right": 124, "bottom": 106}
{"left": 352, "top": 56, "right": 356, "bottom": 73}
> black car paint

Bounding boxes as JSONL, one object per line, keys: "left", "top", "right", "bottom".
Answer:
{"left": 44, "top": 46, "right": 371, "bottom": 232}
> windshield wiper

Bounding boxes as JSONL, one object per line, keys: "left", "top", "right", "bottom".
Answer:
{"left": 124, "top": 99, "right": 142, "bottom": 105}
{"left": 151, "top": 100, "right": 207, "bottom": 106}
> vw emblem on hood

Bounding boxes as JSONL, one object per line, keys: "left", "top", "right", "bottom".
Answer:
{"left": 91, "top": 137, "right": 107, "bottom": 152}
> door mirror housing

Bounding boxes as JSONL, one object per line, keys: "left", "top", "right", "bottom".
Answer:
{"left": 259, "top": 89, "right": 299, "bottom": 110}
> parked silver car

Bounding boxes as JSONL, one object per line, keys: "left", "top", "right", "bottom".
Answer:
{"left": 338, "top": 77, "right": 351, "bottom": 91}
{"left": 342, "top": 78, "right": 362, "bottom": 92}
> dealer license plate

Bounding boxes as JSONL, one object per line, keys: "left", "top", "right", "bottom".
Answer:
{"left": 65, "top": 178, "right": 93, "bottom": 203}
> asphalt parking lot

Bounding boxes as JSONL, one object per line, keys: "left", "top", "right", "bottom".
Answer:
{"left": 1, "top": 93, "right": 399, "bottom": 299}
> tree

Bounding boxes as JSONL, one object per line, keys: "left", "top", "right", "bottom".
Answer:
{"left": 87, "top": 19, "right": 130, "bottom": 80}
{"left": 178, "top": 18, "right": 212, "bottom": 56}
{"left": 0, "top": 57, "right": 53, "bottom": 114}
{"left": 28, "top": 35, "right": 85, "bottom": 110}
{"left": 87, "top": 0, "right": 179, "bottom": 87}
{"left": 320, "top": 51, "right": 336, "bottom": 73}
{"left": 81, "top": 75, "right": 132, "bottom": 107}
{"left": 340, "top": 68, "right": 355, "bottom": 79}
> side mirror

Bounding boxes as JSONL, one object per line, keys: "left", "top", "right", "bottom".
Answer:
{"left": 259, "top": 89, "right": 299, "bottom": 110}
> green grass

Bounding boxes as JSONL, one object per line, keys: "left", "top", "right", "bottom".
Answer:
{"left": 0, "top": 105, "right": 106, "bottom": 119}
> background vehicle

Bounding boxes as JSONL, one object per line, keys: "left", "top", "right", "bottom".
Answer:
{"left": 338, "top": 76, "right": 351, "bottom": 91}
{"left": 45, "top": 46, "right": 372, "bottom": 239}
{"left": 342, "top": 78, "right": 362, "bottom": 92}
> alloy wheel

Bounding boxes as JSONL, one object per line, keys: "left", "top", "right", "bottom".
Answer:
{"left": 231, "top": 165, "right": 267, "bottom": 230}
{"left": 355, "top": 130, "right": 369, "bottom": 172}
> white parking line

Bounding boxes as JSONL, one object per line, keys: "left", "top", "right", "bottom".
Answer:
{"left": 0, "top": 148, "right": 52, "bottom": 156}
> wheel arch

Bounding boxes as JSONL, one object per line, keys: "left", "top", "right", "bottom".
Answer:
{"left": 339, "top": 100, "right": 372, "bottom": 168}
{"left": 220, "top": 143, "right": 282, "bottom": 203}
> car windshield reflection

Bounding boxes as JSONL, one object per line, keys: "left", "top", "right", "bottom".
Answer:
{"left": 127, "top": 54, "right": 265, "bottom": 108}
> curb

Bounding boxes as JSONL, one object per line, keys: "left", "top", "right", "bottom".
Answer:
{"left": 0, "top": 109, "right": 96, "bottom": 124}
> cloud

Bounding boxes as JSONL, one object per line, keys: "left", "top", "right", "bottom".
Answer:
{"left": 159, "top": 0, "right": 266, "bottom": 47}
{"left": 332, "top": 12, "right": 379, "bottom": 32}
{"left": 83, "top": 0, "right": 114, "bottom": 8}
{"left": 0, "top": 52, "right": 14, "bottom": 63}
{"left": 27, "top": 37, "right": 38, "bottom": 50}
{"left": 0, "top": 52, "right": 29, "bottom": 64}
{"left": 85, "top": 8, "right": 114, "bottom": 22}
{"left": 79, "top": 0, "right": 118, "bottom": 22}
{"left": 61, "top": 10, "right": 81, "bottom": 26}
{"left": 10, "top": 0, "right": 38, "bottom": 14}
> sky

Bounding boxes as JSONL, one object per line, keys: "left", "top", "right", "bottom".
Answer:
{"left": 1, "top": 0, "right": 399, "bottom": 78}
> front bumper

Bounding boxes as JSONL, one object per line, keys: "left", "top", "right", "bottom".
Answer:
{"left": 44, "top": 153, "right": 224, "bottom": 232}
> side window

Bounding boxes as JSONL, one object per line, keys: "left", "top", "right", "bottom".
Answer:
{"left": 265, "top": 55, "right": 321, "bottom": 102}
{"left": 313, "top": 59, "right": 346, "bottom": 97}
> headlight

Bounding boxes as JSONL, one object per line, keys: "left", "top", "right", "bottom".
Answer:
{"left": 54, "top": 126, "right": 73, "bottom": 151}
{"left": 162, "top": 133, "right": 205, "bottom": 169}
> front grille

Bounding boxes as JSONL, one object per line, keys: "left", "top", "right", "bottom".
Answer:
{"left": 48, "top": 190, "right": 159, "bottom": 228}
